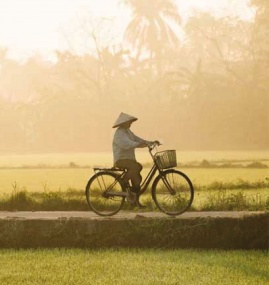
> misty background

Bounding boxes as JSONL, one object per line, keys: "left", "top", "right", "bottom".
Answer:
{"left": 0, "top": 0, "right": 268, "bottom": 153}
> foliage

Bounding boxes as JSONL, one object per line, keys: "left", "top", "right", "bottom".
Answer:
{"left": 201, "top": 190, "right": 268, "bottom": 211}
{"left": 0, "top": 186, "right": 88, "bottom": 211}
{"left": 123, "top": 0, "right": 181, "bottom": 60}
{"left": 0, "top": 249, "right": 268, "bottom": 285}
{"left": 0, "top": 2, "right": 268, "bottom": 152}
{"left": 0, "top": 181, "right": 268, "bottom": 211}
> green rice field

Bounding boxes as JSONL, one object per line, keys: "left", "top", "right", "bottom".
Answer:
{"left": 0, "top": 151, "right": 268, "bottom": 194}
{"left": 0, "top": 249, "right": 267, "bottom": 285}
{"left": 0, "top": 167, "right": 268, "bottom": 194}
{"left": 0, "top": 151, "right": 267, "bottom": 211}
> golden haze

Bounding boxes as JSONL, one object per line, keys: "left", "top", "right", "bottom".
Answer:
{"left": 0, "top": 0, "right": 267, "bottom": 153}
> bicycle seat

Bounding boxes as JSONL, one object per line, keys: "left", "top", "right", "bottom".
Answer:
{"left": 93, "top": 167, "right": 126, "bottom": 172}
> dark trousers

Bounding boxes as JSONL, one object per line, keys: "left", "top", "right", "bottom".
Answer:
{"left": 115, "top": 159, "right": 142, "bottom": 193}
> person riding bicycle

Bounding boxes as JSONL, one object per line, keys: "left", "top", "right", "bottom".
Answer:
{"left": 112, "top": 112, "right": 157, "bottom": 208}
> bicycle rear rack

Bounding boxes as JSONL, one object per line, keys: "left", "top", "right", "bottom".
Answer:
{"left": 93, "top": 167, "right": 126, "bottom": 172}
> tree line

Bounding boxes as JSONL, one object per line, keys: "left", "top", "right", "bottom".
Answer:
{"left": 0, "top": 0, "right": 268, "bottom": 152}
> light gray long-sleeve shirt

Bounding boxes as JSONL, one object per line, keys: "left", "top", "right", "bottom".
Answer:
{"left": 113, "top": 127, "right": 148, "bottom": 164}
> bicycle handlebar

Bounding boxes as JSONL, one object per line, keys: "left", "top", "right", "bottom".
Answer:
{"left": 147, "top": 140, "right": 161, "bottom": 151}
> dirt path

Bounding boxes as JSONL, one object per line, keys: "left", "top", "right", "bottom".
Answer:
{"left": 0, "top": 211, "right": 266, "bottom": 220}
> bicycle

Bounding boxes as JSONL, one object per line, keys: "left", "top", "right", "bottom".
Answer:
{"left": 85, "top": 142, "right": 194, "bottom": 216}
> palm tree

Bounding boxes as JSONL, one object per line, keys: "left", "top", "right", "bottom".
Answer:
{"left": 123, "top": 0, "right": 181, "bottom": 61}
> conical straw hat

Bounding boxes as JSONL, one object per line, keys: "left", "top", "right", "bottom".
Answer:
{"left": 112, "top": 112, "right": 138, "bottom": 128}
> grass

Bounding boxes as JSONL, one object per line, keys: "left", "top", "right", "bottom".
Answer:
{"left": 196, "top": 189, "right": 269, "bottom": 211}
{"left": 0, "top": 249, "right": 267, "bottom": 285}
{"left": 0, "top": 175, "right": 268, "bottom": 212}
{"left": 0, "top": 188, "right": 88, "bottom": 211}
{"left": 0, "top": 153, "right": 268, "bottom": 211}
{"left": 0, "top": 182, "right": 267, "bottom": 212}
{"left": 0, "top": 168, "right": 91, "bottom": 194}
{"left": 0, "top": 167, "right": 268, "bottom": 194}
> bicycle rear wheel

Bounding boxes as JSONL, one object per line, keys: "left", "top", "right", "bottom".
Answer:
{"left": 85, "top": 171, "right": 125, "bottom": 216}
{"left": 152, "top": 169, "right": 194, "bottom": 216}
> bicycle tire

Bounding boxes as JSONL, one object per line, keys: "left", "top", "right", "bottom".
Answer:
{"left": 85, "top": 171, "right": 125, "bottom": 216}
{"left": 152, "top": 169, "right": 194, "bottom": 216}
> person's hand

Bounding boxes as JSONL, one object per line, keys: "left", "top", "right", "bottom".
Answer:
{"left": 146, "top": 140, "right": 161, "bottom": 149}
{"left": 151, "top": 140, "right": 160, "bottom": 146}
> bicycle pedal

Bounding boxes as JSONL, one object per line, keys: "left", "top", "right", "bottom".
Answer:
{"left": 126, "top": 191, "right": 136, "bottom": 204}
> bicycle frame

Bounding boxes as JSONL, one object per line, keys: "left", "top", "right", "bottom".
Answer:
{"left": 93, "top": 168, "right": 127, "bottom": 197}
{"left": 139, "top": 163, "right": 158, "bottom": 194}
{"left": 93, "top": 143, "right": 175, "bottom": 197}
{"left": 140, "top": 144, "right": 175, "bottom": 195}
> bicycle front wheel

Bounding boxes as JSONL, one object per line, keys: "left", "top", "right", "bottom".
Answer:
{"left": 152, "top": 169, "right": 194, "bottom": 216}
{"left": 85, "top": 171, "right": 125, "bottom": 216}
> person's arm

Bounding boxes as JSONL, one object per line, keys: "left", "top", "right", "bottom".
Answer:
{"left": 130, "top": 131, "right": 153, "bottom": 148}
{"left": 114, "top": 129, "right": 140, "bottom": 150}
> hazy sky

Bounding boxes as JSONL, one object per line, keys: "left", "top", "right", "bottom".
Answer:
{"left": 0, "top": 0, "right": 254, "bottom": 62}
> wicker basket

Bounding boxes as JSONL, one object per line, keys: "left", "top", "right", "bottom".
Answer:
{"left": 154, "top": 150, "right": 177, "bottom": 169}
